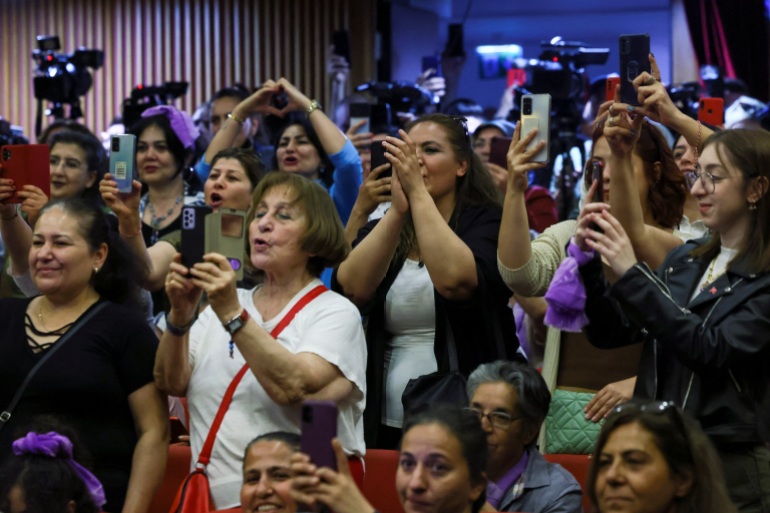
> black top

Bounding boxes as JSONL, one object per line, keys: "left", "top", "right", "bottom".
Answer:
{"left": 0, "top": 298, "right": 158, "bottom": 512}
{"left": 335, "top": 205, "right": 521, "bottom": 446}
{"left": 581, "top": 239, "right": 770, "bottom": 446}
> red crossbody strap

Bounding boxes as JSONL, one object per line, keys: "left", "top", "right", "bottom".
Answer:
{"left": 196, "top": 284, "right": 328, "bottom": 466}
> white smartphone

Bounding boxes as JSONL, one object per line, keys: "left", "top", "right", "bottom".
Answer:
{"left": 520, "top": 93, "right": 551, "bottom": 163}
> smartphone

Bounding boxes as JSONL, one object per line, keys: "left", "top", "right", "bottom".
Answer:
{"left": 370, "top": 140, "right": 391, "bottom": 178}
{"left": 605, "top": 76, "right": 620, "bottom": 103}
{"left": 109, "top": 134, "right": 136, "bottom": 193}
{"left": 369, "top": 104, "right": 392, "bottom": 133}
{"left": 180, "top": 205, "right": 212, "bottom": 270}
{"left": 698, "top": 97, "right": 724, "bottom": 126}
{"left": 520, "top": 94, "right": 551, "bottom": 163}
{"left": 591, "top": 161, "right": 604, "bottom": 203}
{"left": 0, "top": 144, "right": 50, "bottom": 204}
{"left": 444, "top": 23, "right": 464, "bottom": 58}
{"left": 421, "top": 55, "right": 442, "bottom": 79}
{"left": 300, "top": 400, "right": 338, "bottom": 471}
{"left": 619, "top": 34, "right": 651, "bottom": 105}
{"left": 489, "top": 136, "right": 512, "bottom": 168}
{"left": 205, "top": 208, "right": 246, "bottom": 281}
{"left": 332, "top": 30, "right": 351, "bottom": 66}
{"left": 349, "top": 103, "right": 371, "bottom": 134}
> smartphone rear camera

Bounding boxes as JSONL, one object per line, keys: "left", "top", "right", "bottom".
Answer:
{"left": 522, "top": 98, "right": 532, "bottom": 115}
{"left": 111, "top": 137, "right": 120, "bottom": 152}
{"left": 1, "top": 149, "right": 9, "bottom": 161}
{"left": 302, "top": 406, "right": 313, "bottom": 423}
{"left": 621, "top": 38, "right": 630, "bottom": 54}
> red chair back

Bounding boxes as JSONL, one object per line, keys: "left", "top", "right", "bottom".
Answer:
{"left": 361, "top": 449, "right": 404, "bottom": 513}
{"left": 543, "top": 453, "right": 594, "bottom": 513}
{"left": 148, "top": 443, "right": 192, "bottom": 513}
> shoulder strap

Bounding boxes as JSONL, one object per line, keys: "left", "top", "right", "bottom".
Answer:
{"left": 196, "top": 284, "right": 328, "bottom": 466}
{"left": 0, "top": 301, "right": 109, "bottom": 432}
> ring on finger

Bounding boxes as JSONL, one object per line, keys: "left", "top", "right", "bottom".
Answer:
{"left": 645, "top": 77, "right": 656, "bottom": 86}
{"left": 607, "top": 116, "right": 615, "bottom": 127}
{"left": 608, "top": 105, "right": 615, "bottom": 116}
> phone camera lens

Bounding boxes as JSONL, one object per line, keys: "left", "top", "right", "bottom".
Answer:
{"left": 112, "top": 138, "right": 120, "bottom": 152}
{"left": 302, "top": 407, "right": 313, "bottom": 423}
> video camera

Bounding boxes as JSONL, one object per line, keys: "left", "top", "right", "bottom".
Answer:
{"left": 0, "top": 118, "right": 29, "bottom": 146}
{"left": 525, "top": 38, "right": 609, "bottom": 102}
{"left": 122, "top": 81, "right": 189, "bottom": 129}
{"left": 31, "top": 35, "right": 104, "bottom": 120}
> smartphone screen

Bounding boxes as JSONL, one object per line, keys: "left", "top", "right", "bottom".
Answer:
{"left": 489, "top": 136, "right": 512, "bottom": 168}
{"left": 300, "top": 401, "right": 338, "bottom": 470}
{"left": 349, "top": 103, "right": 371, "bottom": 134}
{"left": 619, "top": 34, "right": 651, "bottom": 105}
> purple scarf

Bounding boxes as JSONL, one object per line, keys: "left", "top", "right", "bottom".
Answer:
{"left": 544, "top": 239, "right": 594, "bottom": 332}
{"left": 12, "top": 431, "right": 107, "bottom": 508}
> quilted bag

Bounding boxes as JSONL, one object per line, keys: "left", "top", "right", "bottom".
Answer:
{"left": 544, "top": 388, "right": 602, "bottom": 454}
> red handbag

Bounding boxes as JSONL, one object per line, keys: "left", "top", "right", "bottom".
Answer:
{"left": 169, "top": 285, "right": 328, "bottom": 513}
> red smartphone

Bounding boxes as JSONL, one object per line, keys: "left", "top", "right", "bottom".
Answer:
{"left": 698, "top": 97, "right": 724, "bottom": 126}
{"left": 605, "top": 76, "right": 620, "bottom": 102}
{"left": 300, "top": 400, "right": 338, "bottom": 470}
{"left": 489, "top": 136, "right": 512, "bottom": 168}
{"left": 0, "top": 144, "right": 51, "bottom": 204}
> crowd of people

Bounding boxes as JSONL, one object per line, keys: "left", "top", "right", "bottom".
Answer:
{"left": 1, "top": 38, "right": 769, "bottom": 513}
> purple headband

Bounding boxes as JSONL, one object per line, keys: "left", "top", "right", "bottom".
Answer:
{"left": 141, "top": 105, "right": 200, "bottom": 150}
{"left": 12, "top": 432, "right": 107, "bottom": 508}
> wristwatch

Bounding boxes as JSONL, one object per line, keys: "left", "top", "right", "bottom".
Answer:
{"left": 223, "top": 309, "right": 250, "bottom": 335}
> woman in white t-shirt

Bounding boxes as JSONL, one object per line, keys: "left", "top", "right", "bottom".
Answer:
{"left": 154, "top": 172, "right": 367, "bottom": 509}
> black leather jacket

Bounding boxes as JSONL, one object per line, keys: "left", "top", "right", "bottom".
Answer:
{"left": 580, "top": 239, "right": 770, "bottom": 447}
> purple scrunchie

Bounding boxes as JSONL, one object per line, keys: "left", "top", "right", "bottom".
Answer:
{"left": 141, "top": 104, "right": 200, "bottom": 149}
{"left": 543, "top": 240, "right": 595, "bottom": 333}
{"left": 12, "top": 432, "right": 107, "bottom": 508}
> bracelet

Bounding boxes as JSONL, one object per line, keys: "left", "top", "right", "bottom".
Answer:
{"left": 694, "top": 121, "right": 702, "bottom": 166}
{"left": 227, "top": 112, "right": 245, "bottom": 126}
{"left": 1, "top": 206, "right": 18, "bottom": 221}
{"left": 165, "top": 312, "right": 197, "bottom": 337}
{"left": 119, "top": 224, "right": 142, "bottom": 238}
{"left": 306, "top": 99, "right": 322, "bottom": 117}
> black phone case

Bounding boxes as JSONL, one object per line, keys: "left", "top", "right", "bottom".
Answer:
{"left": 180, "top": 205, "right": 212, "bottom": 270}
{"left": 619, "top": 34, "right": 651, "bottom": 105}
{"left": 370, "top": 141, "right": 391, "bottom": 178}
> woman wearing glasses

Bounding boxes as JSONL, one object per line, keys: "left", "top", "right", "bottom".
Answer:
{"left": 587, "top": 401, "right": 736, "bottom": 513}
{"left": 576, "top": 128, "right": 770, "bottom": 513}
{"left": 335, "top": 114, "right": 519, "bottom": 449}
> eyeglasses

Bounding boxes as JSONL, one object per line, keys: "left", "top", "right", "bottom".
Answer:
{"left": 463, "top": 407, "right": 521, "bottom": 429}
{"left": 686, "top": 170, "right": 727, "bottom": 194}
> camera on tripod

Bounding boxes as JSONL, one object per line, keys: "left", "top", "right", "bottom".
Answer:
{"left": 122, "top": 81, "right": 190, "bottom": 129}
{"left": 31, "top": 35, "right": 104, "bottom": 120}
{"left": 525, "top": 38, "right": 609, "bottom": 102}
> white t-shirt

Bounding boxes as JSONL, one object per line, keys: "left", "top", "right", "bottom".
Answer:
{"left": 186, "top": 279, "right": 367, "bottom": 509}
{"left": 383, "top": 259, "right": 437, "bottom": 427}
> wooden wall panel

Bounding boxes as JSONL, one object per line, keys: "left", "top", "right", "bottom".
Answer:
{"left": 0, "top": 0, "right": 373, "bottom": 141}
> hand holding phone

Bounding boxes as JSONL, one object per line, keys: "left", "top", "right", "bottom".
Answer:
{"left": 349, "top": 103, "right": 371, "bottom": 134}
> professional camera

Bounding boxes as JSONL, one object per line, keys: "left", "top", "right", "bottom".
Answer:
{"left": 122, "top": 81, "right": 190, "bottom": 128}
{"left": 0, "top": 118, "right": 29, "bottom": 146}
{"left": 668, "top": 81, "right": 701, "bottom": 120}
{"left": 525, "top": 38, "right": 609, "bottom": 102}
{"left": 31, "top": 35, "right": 104, "bottom": 120}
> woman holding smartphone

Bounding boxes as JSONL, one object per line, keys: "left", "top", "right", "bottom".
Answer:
{"left": 576, "top": 127, "right": 770, "bottom": 513}
{"left": 335, "top": 113, "right": 518, "bottom": 449}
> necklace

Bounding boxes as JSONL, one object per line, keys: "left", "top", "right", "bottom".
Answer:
{"left": 702, "top": 256, "right": 724, "bottom": 290}
{"left": 148, "top": 195, "right": 183, "bottom": 243}
{"left": 35, "top": 300, "right": 76, "bottom": 335}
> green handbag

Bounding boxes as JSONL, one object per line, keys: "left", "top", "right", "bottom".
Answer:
{"left": 544, "top": 388, "right": 602, "bottom": 454}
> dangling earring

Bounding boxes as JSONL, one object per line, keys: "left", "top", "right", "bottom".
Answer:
{"left": 93, "top": 267, "right": 100, "bottom": 274}
{"left": 749, "top": 201, "right": 758, "bottom": 211}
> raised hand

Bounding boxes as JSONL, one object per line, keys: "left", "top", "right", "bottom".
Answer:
{"left": 382, "top": 129, "right": 424, "bottom": 199}
{"left": 506, "top": 123, "right": 546, "bottom": 194}
{"left": 583, "top": 210, "right": 637, "bottom": 276}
